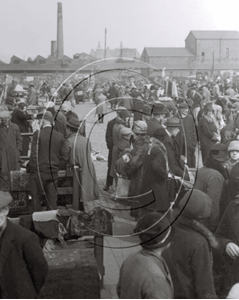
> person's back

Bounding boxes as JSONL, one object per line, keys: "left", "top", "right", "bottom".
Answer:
{"left": 30, "top": 126, "right": 66, "bottom": 174}
{"left": 118, "top": 250, "right": 173, "bottom": 299}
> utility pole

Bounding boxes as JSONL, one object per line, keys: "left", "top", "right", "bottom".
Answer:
{"left": 104, "top": 28, "right": 107, "bottom": 59}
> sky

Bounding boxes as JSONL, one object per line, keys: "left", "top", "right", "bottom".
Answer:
{"left": 1, "top": 0, "right": 239, "bottom": 63}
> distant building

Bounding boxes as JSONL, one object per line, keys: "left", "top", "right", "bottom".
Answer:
{"left": 90, "top": 42, "right": 140, "bottom": 60}
{"left": 141, "top": 30, "right": 239, "bottom": 78}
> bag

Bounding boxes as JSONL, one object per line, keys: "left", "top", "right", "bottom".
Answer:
{"left": 116, "top": 175, "right": 130, "bottom": 198}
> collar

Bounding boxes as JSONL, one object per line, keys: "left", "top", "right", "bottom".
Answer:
{"left": 43, "top": 124, "right": 52, "bottom": 129}
{"left": 0, "top": 219, "right": 7, "bottom": 238}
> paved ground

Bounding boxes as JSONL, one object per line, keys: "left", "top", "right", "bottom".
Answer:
{"left": 71, "top": 101, "right": 140, "bottom": 299}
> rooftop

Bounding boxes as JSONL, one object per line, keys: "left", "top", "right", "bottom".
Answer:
{"left": 189, "top": 30, "right": 239, "bottom": 39}
{"left": 143, "top": 47, "right": 195, "bottom": 57}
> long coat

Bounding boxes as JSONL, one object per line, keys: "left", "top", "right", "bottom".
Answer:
{"left": 194, "top": 158, "right": 225, "bottom": 231}
{"left": 0, "top": 122, "right": 22, "bottom": 187}
{"left": 176, "top": 112, "right": 197, "bottom": 161}
{"left": 67, "top": 132, "right": 99, "bottom": 203}
{"left": 141, "top": 145, "right": 169, "bottom": 212}
{"left": 27, "top": 87, "right": 37, "bottom": 105}
{"left": 11, "top": 108, "right": 32, "bottom": 156}
{"left": 198, "top": 116, "right": 218, "bottom": 162}
{"left": 95, "top": 94, "right": 107, "bottom": 115}
{"left": 0, "top": 220, "right": 48, "bottom": 299}
{"left": 163, "top": 216, "right": 217, "bottom": 299}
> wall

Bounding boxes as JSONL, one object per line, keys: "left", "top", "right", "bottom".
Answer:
{"left": 148, "top": 57, "right": 194, "bottom": 69}
{"left": 196, "top": 39, "right": 239, "bottom": 62}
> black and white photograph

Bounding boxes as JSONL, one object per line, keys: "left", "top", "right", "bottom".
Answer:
{"left": 1, "top": 0, "right": 239, "bottom": 298}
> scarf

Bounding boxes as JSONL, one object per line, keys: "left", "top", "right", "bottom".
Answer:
{"left": 177, "top": 216, "right": 219, "bottom": 250}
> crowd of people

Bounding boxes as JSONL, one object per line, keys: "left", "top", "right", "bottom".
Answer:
{"left": 2, "top": 74, "right": 239, "bottom": 297}
{"left": 93, "top": 78, "right": 239, "bottom": 298}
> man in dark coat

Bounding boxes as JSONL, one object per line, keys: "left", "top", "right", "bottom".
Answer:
{"left": 140, "top": 136, "right": 169, "bottom": 214}
{"left": 163, "top": 189, "right": 218, "bottom": 299}
{"left": 194, "top": 143, "right": 228, "bottom": 232}
{"left": 108, "top": 82, "right": 118, "bottom": 109}
{"left": 46, "top": 101, "right": 68, "bottom": 138}
{"left": 11, "top": 102, "right": 32, "bottom": 156}
{"left": 0, "top": 110, "right": 22, "bottom": 191}
{"left": 28, "top": 111, "right": 69, "bottom": 212}
{"left": 0, "top": 191, "right": 48, "bottom": 298}
{"left": 176, "top": 101, "right": 197, "bottom": 167}
{"left": 147, "top": 103, "right": 167, "bottom": 137}
{"left": 104, "top": 115, "right": 117, "bottom": 191}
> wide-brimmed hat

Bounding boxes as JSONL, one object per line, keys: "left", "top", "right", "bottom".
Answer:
{"left": 177, "top": 189, "right": 212, "bottom": 220}
{"left": 0, "top": 191, "right": 13, "bottom": 208}
{"left": 133, "top": 120, "right": 147, "bottom": 134}
{"left": 36, "top": 111, "right": 54, "bottom": 122}
{"left": 134, "top": 212, "right": 174, "bottom": 250}
{"left": 0, "top": 110, "right": 11, "bottom": 119}
{"left": 66, "top": 117, "right": 82, "bottom": 129}
{"left": 164, "top": 117, "right": 181, "bottom": 127}
{"left": 151, "top": 103, "right": 167, "bottom": 115}
{"left": 210, "top": 143, "right": 228, "bottom": 162}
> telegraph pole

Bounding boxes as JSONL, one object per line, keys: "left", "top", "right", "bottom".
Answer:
{"left": 104, "top": 28, "right": 107, "bottom": 59}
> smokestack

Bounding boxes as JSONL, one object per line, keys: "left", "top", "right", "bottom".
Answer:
{"left": 51, "top": 41, "right": 57, "bottom": 57}
{"left": 57, "top": 2, "right": 64, "bottom": 58}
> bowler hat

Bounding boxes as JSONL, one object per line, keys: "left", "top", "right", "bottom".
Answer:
{"left": 151, "top": 103, "right": 167, "bottom": 115}
{"left": 0, "top": 191, "right": 12, "bottom": 209}
{"left": 134, "top": 212, "right": 174, "bottom": 250}
{"left": 66, "top": 117, "right": 82, "bottom": 129}
{"left": 36, "top": 111, "right": 54, "bottom": 122}
{"left": 0, "top": 111, "right": 11, "bottom": 119}
{"left": 177, "top": 189, "right": 212, "bottom": 220}
{"left": 164, "top": 117, "right": 181, "bottom": 127}
{"left": 210, "top": 143, "right": 228, "bottom": 162}
{"left": 118, "top": 109, "right": 130, "bottom": 120}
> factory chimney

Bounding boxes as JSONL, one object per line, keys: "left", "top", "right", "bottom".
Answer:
{"left": 57, "top": 2, "right": 64, "bottom": 58}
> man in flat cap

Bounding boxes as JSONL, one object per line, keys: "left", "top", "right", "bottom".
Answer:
{"left": 28, "top": 111, "right": 69, "bottom": 212}
{"left": 0, "top": 191, "right": 48, "bottom": 298}
{"left": 0, "top": 110, "right": 22, "bottom": 191}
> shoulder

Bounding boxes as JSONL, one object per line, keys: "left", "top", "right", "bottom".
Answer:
{"left": 10, "top": 122, "right": 20, "bottom": 131}
{"left": 7, "top": 220, "right": 38, "bottom": 242}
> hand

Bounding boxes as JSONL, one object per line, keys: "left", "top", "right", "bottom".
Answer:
{"left": 226, "top": 243, "right": 239, "bottom": 259}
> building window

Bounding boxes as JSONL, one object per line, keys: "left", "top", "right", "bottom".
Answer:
{"left": 226, "top": 48, "right": 229, "bottom": 58}
{"left": 201, "top": 52, "right": 205, "bottom": 62}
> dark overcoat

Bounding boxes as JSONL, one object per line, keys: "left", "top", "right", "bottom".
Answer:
{"left": 146, "top": 118, "right": 162, "bottom": 137}
{"left": 0, "top": 122, "right": 22, "bottom": 176}
{"left": 198, "top": 116, "right": 218, "bottom": 162}
{"left": 163, "top": 217, "right": 217, "bottom": 299}
{"left": 141, "top": 145, "right": 169, "bottom": 212}
{"left": 0, "top": 220, "right": 48, "bottom": 299}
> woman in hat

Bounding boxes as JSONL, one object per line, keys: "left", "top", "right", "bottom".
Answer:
{"left": 11, "top": 102, "right": 33, "bottom": 156}
{"left": 163, "top": 189, "right": 218, "bottom": 299}
{"left": 198, "top": 103, "right": 220, "bottom": 163}
{"left": 95, "top": 88, "right": 107, "bottom": 123}
{"left": 117, "top": 212, "right": 174, "bottom": 299}
{"left": 224, "top": 140, "right": 239, "bottom": 174}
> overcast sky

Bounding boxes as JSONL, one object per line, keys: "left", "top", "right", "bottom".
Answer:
{"left": 1, "top": 0, "right": 239, "bottom": 63}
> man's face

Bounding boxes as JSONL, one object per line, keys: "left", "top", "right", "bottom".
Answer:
{"left": 179, "top": 108, "right": 189, "bottom": 115}
{"left": 0, "top": 206, "right": 8, "bottom": 227}
{"left": 0, "top": 118, "right": 10, "bottom": 127}
{"left": 230, "top": 150, "right": 239, "bottom": 161}
{"left": 171, "top": 127, "right": 180, "bottom": 136}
